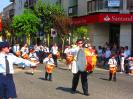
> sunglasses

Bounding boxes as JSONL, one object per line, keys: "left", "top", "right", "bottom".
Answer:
{"left": 78, "top": 42, "right": 83, "bottom": 44}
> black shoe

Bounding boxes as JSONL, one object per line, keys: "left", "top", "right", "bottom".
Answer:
{"left": 71, "top": 89, "right": 76, "bottom": 94}
{"left": 49, "top": 79, "right": 52, "bottom": 81}
{"left": 84, "top": 93, "right": 90, "bottom": 96}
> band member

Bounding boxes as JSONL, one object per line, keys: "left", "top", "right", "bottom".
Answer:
{"left": 12, "top": 43, "right": 21, "bottom": 57}
{"left": 64, "top": 45, "right": 73, "bottom": 70}
{"left": 29, "top": 47, "right": 39, "bottom": 75}
{"left": 71, "top": 39, "right": 89, "bottom": 96}
{"left": 21, "top": 43, "right": 29, "bottom": 59}
{"left": 43, "top": 53, "right": 55, "bottom": 81}
{"left": 108, "top": 54, "right": 117, "bottom": 81}
{"left": 50, "top": 43, "right": 58, "bottom": 67}
{"left": 0, "top": 41, "right": 39, "bottom": 99}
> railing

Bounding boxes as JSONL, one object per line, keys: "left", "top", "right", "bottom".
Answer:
{"left": 87, "top": 0, "right": 123, "bottom": 14}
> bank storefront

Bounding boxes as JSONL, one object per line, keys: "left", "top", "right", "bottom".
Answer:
{"left": 72, "top": 13, "right": 133, "bottom": 52}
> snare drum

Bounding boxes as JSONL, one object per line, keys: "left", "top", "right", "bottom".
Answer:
{"left": 66, "top": 55, "right": 74, "bottom": 65}
{"left": 22, "top": 54, "right": 29, "bottom": 59}
{"left": 109, "top": 67, "right": 117, "bottom": 74}
{"left": 16, "top": 51, "right": 21, "bottom": 57}
{"left": 46, "top": 64, "right": 54, "bottom": 73}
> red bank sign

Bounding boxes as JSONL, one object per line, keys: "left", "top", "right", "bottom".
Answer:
{"left": 72, "top": 14, "right": 133, "bottom": 25}
{"left": 0, "top": 17, "right": 2, "bottom": 31}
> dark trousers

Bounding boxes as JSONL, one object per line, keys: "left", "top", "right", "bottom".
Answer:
{"left": 0, "top": 74, "right": 17, "bottom": 99}
{"left": 45, "top": 72, "right": 52, "bottom": 80}
{"left": 72, "top": 71, "right": 88, "bottom": 94}
{"left": 109, "top": 71, "right": 116, "bottom": 81}
{"left": 53, "top": 54, "right": 58, "bottom": 67}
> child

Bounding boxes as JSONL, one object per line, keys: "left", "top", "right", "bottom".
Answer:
{"left": 29, "top": 47, "right": 39, "bottom": 75}
{"left": 43, "top": 53, "right": 55, "bottom": 81}
{"left": 108, "top": 54, "right": 117, "bottom": 81}
{"left": 128, "top": 57, "right": 133, "bottom": 75}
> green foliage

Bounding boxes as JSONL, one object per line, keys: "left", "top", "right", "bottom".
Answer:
{"left": 34, "top": 0, "right": 65, "bottom": 32}
{"left": 74, "top": 26, "right": 89, "bottom": 39}
{"left": 12, "top": 9, "right": 40, "bottom": 37}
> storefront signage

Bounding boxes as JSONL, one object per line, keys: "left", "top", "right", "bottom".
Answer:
{"left": 108, "top": 0, "right": 120, "bottom": 7}
{"left": 72, "top": 14, "right": 133, "bottom": 25}
{"left": 0, "top": 17, "right": 2, "bottom": 31}
{"left": 100, "top": 14, "right": 133, "bottom": 23}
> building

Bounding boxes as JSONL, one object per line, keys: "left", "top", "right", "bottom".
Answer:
{"left": 60, "top": 0, "right": 133, "bottom": 54}
{"left": 3, "top": 3, "right": 14, "bottom": 20}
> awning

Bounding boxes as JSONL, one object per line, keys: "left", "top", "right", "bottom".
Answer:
{"left": 72, "top": 13, "right": 133, "bottom": 25}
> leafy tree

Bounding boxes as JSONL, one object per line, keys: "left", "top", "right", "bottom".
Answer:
{"left": 74, "top": 26, "right": 89, "bottom": 39}
{"left": 34, "top": 0, "right": 67, "bottom": 46}
{"left": 53, "top": 15, "right": 71, "bottom": 53}
{"left": 12, "top": 9, "right": 40, "bottom": 44}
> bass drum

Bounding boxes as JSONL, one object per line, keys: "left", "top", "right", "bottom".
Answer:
{"left": 84, "top": 48, "right": 97, "bottom": 72}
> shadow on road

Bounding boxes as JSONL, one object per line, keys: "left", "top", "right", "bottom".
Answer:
{"left": 25, "top": 72, "right": 33, "bottom": 75}
{"left": 56, "top": 87, "right": 82, "bottom": 94}
{"left": 99, "top": 78, "right": 109, "bottom": 81}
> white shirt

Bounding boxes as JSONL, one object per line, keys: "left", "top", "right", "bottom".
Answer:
{"left": 44, "top": 47, "right": 49, "bottom": 53}
{"left": 0, "top": 53, "right": 36, "bottom": 74}
{"left": 64, "top": 48, "right": 71, "bottom": 55}
{"left": 51, "top": 46, "right": 58, "bottom": 55}
{"left": 108, "top": 58, "right": 117, "bottom": 67}
{"left": 70, "top": 46, "right": 80, "bottom": 73}
{"left": 29, "top": 52, "right": 39, "bottom": 61}
{"left": 43, "top": 57, "right": 54, "bottom": 65}
{"left": 13, "top": 45, "right": 20, "bottom": 53}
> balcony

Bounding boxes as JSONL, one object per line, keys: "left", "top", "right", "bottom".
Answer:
{"left": 68, "top": 5, "right": 78, "bottom": 17}
{"left": 9, "top": 9, "right": 15, "bottom": 18}
{"left": 87, "top": 0, "right": 123, "bottom": 14}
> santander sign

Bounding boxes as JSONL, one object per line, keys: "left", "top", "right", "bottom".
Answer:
{"left": 103, "top": 14, "right": 133, "bottom": 22}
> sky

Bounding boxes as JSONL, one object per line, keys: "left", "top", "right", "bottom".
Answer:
{"left": 0, "top": 0, "right": 11, "bottom": 12}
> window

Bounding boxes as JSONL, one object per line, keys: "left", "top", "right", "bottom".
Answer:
{"left": 127, "top": 0, "right": 133, "bottom": 10}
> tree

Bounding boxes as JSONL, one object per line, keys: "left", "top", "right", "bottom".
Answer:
{"left": 34, "top": 0, "right": 67, "bottom": 46}
{"left": 12, "top": 9, "right": 40, "bottom": 44}
{"left": 74, "top": 26, "right": 89, "bottom": 39}
{"left": 53, "top": 15, "right": 71, "bottom": 53}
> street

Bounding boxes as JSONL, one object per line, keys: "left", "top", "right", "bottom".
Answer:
{"left": 13, "top": 63, "right": 133, "bottom": 99}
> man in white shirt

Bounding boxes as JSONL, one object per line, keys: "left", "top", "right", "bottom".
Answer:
{"left": 0, "top": 41, "right": 39, "bottom": 99}
{"left": 71, "top": 39, "right": 89, "bottom": 96}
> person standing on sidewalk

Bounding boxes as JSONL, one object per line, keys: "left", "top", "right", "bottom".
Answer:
{"left": 0, "top": 41, "right": 39, "bottom": 99}
{"left": 71, "top": 39, "right": 89, "bottom": 96}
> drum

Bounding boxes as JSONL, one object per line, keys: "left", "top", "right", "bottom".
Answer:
{"left": 46, "top": 64, "right": 54, "bottom": 73}
{"left": 30, "top": 58, "right": 39, "bottom": 68}
{"left": 66, "top": 55, "right": 74, "bottom": 65}
{"left": 109, "top": 67, "right": 117, "bottom": 74}
{"left": 22, "top": 54, "right": 29, "bottom": 59}
{"left": 16, "top": 51, "right": 21, "bottom": 57}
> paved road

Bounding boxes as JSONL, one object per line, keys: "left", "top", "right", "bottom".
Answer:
{"left": 13, "top": 63, "right": 133, "bottom": 99}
